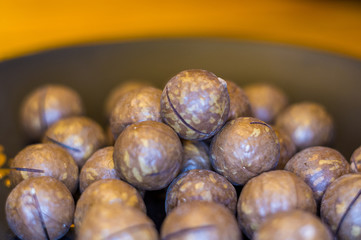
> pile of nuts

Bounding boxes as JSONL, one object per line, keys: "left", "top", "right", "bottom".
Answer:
{"left": 4, "top": 69, "right": 361, "bottom": 240}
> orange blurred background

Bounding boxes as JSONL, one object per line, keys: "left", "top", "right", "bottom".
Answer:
{"left": 1, "top": 0, "right": 361, "bottom": 61}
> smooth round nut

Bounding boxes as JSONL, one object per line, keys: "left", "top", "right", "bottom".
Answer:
{"left": 9, "top": 143, "right": 79, "bottom": 194}
{"left": 78, "top": 203, "right": 158, "bottom": 240}
{"left": 273, "top": 126, "right": 297, "bottom": 169}
{"left": 6, "top": 176, "right": 74, "bottom": 240}
{"left": 210, "top": 117, "right": 280, "bottom": 185}
{"left": 254, "top": 210, "right": 333, "bottom": 240}
{"left": 237, "top": 170, "right": 316, "bottom": 238}
{"left": 161, "top": 201, "right": 242, "bottom": 240}
{"left": 226, "top": 80, "right": 252, "bottom": 120}
{"left": 74, "top": 179, "right": 146, "bottom": 231}
{"left": 181, "top": 140, "right": 211, "bottom": 173}
{"left": 43, "top": 116, "right": 106, "bottom": 167}
{"left": 276, "top": 102, "right": 334, "bottom": 150}
{"left": 161, "top": 69, "right": 230, "bottom": 140}
{"left": 321, "top": 174, "right": 361, "bottom": 240}
{"left": 20, "top": 84, "right": 84, "bottom": 140}
{"left": 350, "top": 145, "right": 361, "bottom": 173}
{"left": 165, "top": 169, "right": 237, "bottom": 214}
{"left": 113, "top": 121, "right": 182, "bottom": 190}
{"left": 285, "top": 146, "right": 350, "bottom": 203}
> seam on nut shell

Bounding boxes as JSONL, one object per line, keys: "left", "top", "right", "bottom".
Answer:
{"left": 166, "top": 86, "right": 207, "bottom": 136}
{"left": 9, "top": 167, "right": 44, "bottom": 173}
{"left": 336, "top": 189, "right": 361, "bottom": 235}
{"left": 250, "top": 121, "right": 271, "bottom": 129}
{"left": 103, "top": 223, "right": 155, "bottom": 240}
{"left": 46, "top": 136, "right": 81, "bottom": 153}
{"left": 30, "top": 186, "right": 50, "bottom": 240}
{"left": 162, "top": 224, "right": 217, "bottom": 240}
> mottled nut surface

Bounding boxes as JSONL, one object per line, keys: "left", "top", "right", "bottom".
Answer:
{"left": 104, "top": 81, "right": 148, "bottom": 119}
{"left": 181, "top": 140, "right": 211, "bottom": 173}
{"left": 160, "top": 69, "right": 230, "bottom": 140}
{"left": 321, "top": 174, "right": 361, "bottom": 240}
{"left": 350, "top": 145, "right": 361, "bottom": 173}
{"left": 20, "top": 84, "right": 84, "bottom": 140}
{"left": 43, "top": 116, "right": 106, "bottom": 167}
{"left": 74, "top": 179, "right": 146, "bottom": 231}
{"left": 210, "top": 117, "right": 280, "bottom": 185}
{"left": 78, "top": 203, "right": 158, "bottom": 240}
{"left": 285, "top": 146, "right": 350, "bottom": 203}
{"left": 79, "top": 146, "right": 121, "bottom": 193}
{"left": 161, "top": 201, "right": 241, "bottom": 240}
{"left": 244, "top": 83, "right": 288, "bottom": 123}
{"left": 226, "top": 80, "right": 252, "bottom": 120}
{"left": 110, "top": 86, "right": 162, "bottom": 139}
{"left": 276, "top": 102, "right": 334, "bottom": 150}
{"left": 237, "top": 170, "right": 316, "bottom": 238}
{"left": 113, "top": 121, "right": 182, "bottom": 190}
{"left": 165, "top": 169, "right": 237, "bottom": 214}
{"left": 9, "top": 143, "right": 79, "bottom": 194}
{"left": 254, "top": 210, "right": 333, "bottom": 240}
{"left": 273, "top": 126, "right": 297, "bottom": 169}
{"left": 6, "top": 176, "right": 74, "bottom": 240}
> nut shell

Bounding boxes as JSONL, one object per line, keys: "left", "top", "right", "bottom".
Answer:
{"left": 237, "top": 170, "right": 316, "bottom": 238}
{"left": 273, "top": 126, "right": 297, "bottom": 169}
{"left": 6, "top": 176, "right": 74, "bottom": 240}
{"left": 9, "top": 143, "right": 79, "bottom": 194}
{"left": 113, "top": 121, "right": 182, "bottom": 190}
{"left": 285, "top": 146, "right": 350, "bottom": 203}
{"left": 350, "top": 145, "right": 361, "bottom": 173}
{"left": 181, "top": 140, "right": 211, "bottom": 173}
{"left": 210, "top": 117, "right": 280, "bottom": 185}
{"left": 165, "top": 169, "right": 237, "bottom": 214}
{"left": 161, "top": 201, "right": 242, "bottom": 240}
{"left": 160, "top": 69, "right": 230, "bottom": 140}
{"left": 226, "top": 80, "right": 252, "bottom": 120}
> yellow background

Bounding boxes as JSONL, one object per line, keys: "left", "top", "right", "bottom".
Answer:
{"left": 1, "top": 0, "right": 361, "bottom": 61}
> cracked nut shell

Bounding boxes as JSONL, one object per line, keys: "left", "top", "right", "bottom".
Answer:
{"left": 160, "top": 69, "right": 230, "bottom": 140}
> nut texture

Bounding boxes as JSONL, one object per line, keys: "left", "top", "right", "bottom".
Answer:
{"left": 276, "top": 102, "right": 334, "bottom": 150}
{"left": 74, "top": 179, "right": 146, "bottom": 231}
{"left": 285, "top": 146, "right": 350, "bottom": 203}
{"left": 20, "top": 84, "right": 84, "bottom": 140}
{"left": 350, "top": 145, "right": 361, "bottom": 173}
{"left": 244, "top": 83, "right": 288, "bottom": 123}
{"left": 226, "top": 80, "right": 252, "bottom": 120}
{"left": 254, "top": 210, "right": 333, "bottom": 240}
{"left": 321, "top": 174, "right": 361, "bottom": 240}
{"left": 110, "top": 86, "right": 162, "bottom": 139}
{"left": 273, "top": 126, "right": 297, "bottom": 169}
{"left": 6, "top": 176, "right": 74, "bottom": 240}
{"left": 165, "top": 169, "right": 237, "bottom": 214}
{"left": 210, "top": 117, "right": 280, "bottom": 185}
{"left": 113, "top": 121, "right": 182, "bottom": 190}
{"left": 9, "top": 143, "right": 79, "bottom": 194}
{"left": 237, "top": 170, "right": 316, "bottom": 238}
{"left": 160, "top": 69, "right": 230, "bottom": 140}
{"left": 161, "top": 201, "right": 242, "bottom": 240}
{"left": 79, "top": 146, "right": 121, "bottom": 193}
{"left": 181, "top": 140, "right": 211, "bottom": 173}
{"left": 78, "top": 203, "right": 158, "bottom": 240}
{"left": 43, "top": 116, "right": 106, "bottom": 167}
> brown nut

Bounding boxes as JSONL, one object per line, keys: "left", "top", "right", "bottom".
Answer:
{"left": 237, "top": 170, "right": 316, "bottom": 238}
{"left": 276, "top": 102, "right": 334, "bottom": 150}
{"left": 244, "top": 83, "right": 288, "bottom": 123}
{"left": 79, "top": 146, "right": 121, "bottom": 193}
{"left": 165, "top": 169, "right": 237, "bottom": 214}
{"left": 210, "top": 117, "right": 280, "bottom": 185}
{"left": 226, "top": 80, "right": 252, "bottom": 120}
{"left": 20, "top": 84, "right": 85, "bottom": 140}
{"left": 9, "top": 143, "right": 79, "bottom": 194}
{"left": 160, "top": 69, "right": 230, "bottom": 140}
{"left": 74, "top": 179, "right": 146, "bottom": 231}
{"left": 321, "top": 173, "right": 361, "bottom": 240}
{"left": 6, "top": 176, "right": 74, "bottom": 240}
{"left": 181, "top": 140, "right": 211, "bottom": 173}
{"left": 350, "top": 145, "right": 361, "bottom": 173}
{"left": 254, "top": 210, "right": 333, "bottom": 240}
{"left": 273, "top": 126, "right": 297, "bottom": 169}
{"left": 104, "top": 81, "right": 148, "bottom": 119}
{"left": 285, "top": 146, "right": 350, "bottom": 203}
{"left": 161, "top": 201, "right": 242, "bottom": 240}
{"left": 78, "top": 203, "right": 158, "bottom": 240}
{"left": 43, "top": 116, "right": 106, "bottom": 167}
{"left": 110, "top": 86, "right": 162, "bottom": 139}
{"left": 113, "top": 121, "right": 182, "bottom": 190}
